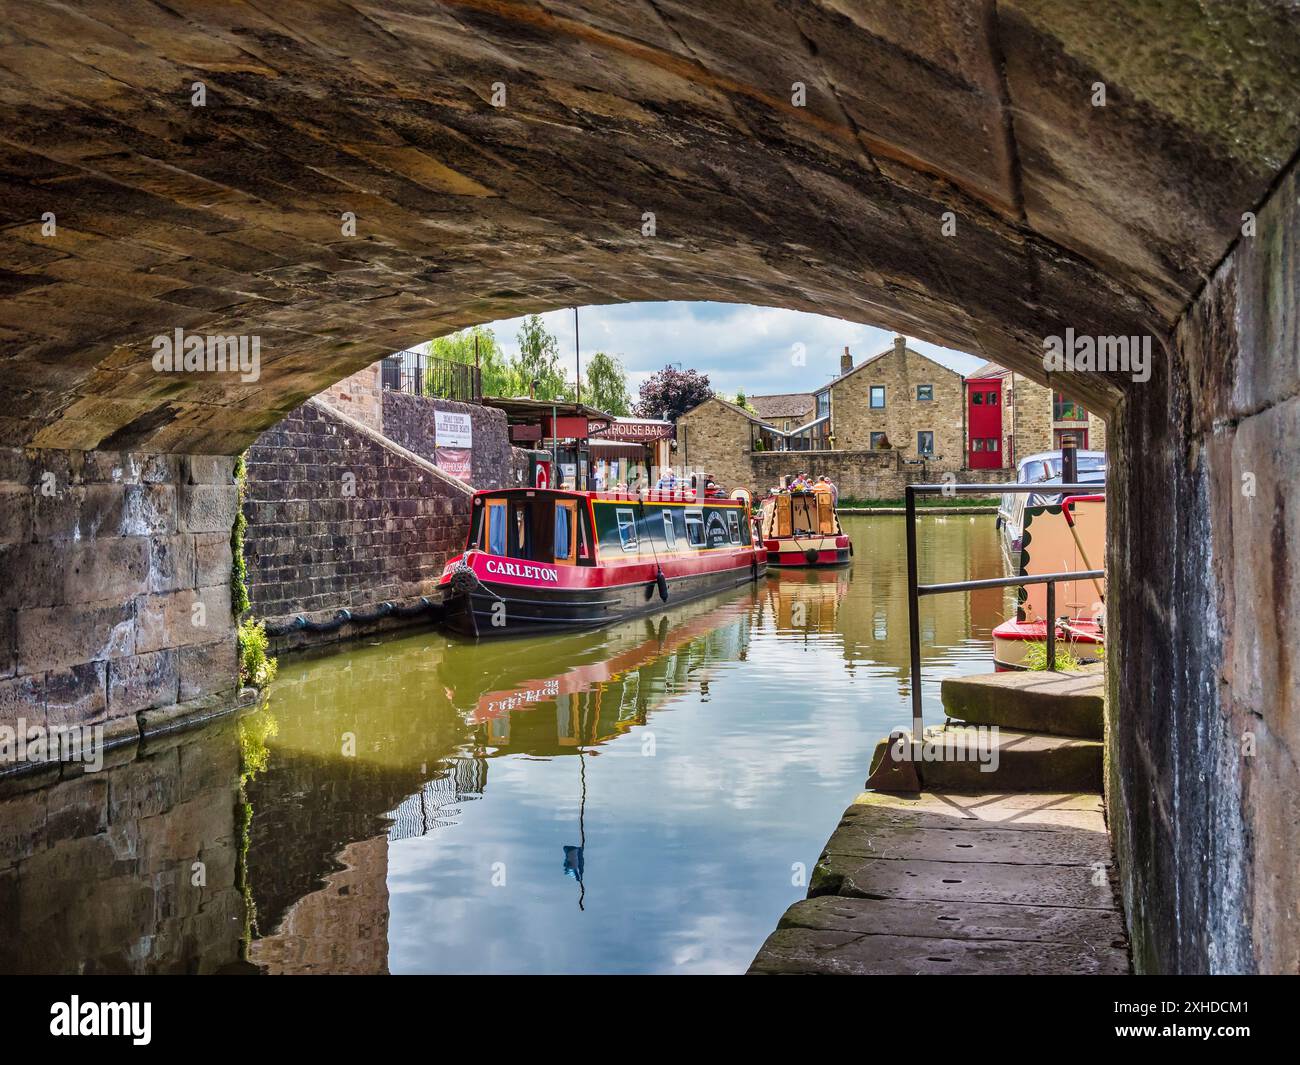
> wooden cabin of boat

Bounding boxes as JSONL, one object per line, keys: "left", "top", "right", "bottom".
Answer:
{"left": 436, "top": 488, "right": 766, "bottom": 636}
{"left": 758, "top": 489, "right": 852, "bottom": 568}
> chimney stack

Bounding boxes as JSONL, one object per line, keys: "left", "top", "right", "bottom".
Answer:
{"left": 894, "top": 335, "right": 906, "bottom": 356}
{"left": 840, "top": 346, "right": 853, "bottom": 375}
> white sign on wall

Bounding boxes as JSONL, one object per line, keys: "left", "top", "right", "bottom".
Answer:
{"left": 435, "top": 410, "right": 473, "bottom": 449}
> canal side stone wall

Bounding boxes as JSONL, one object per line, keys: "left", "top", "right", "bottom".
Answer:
{"left": 241, "top": 398, "right": 472, "bottom": 651}
{"left": 380, "top": 390, "right": 513, "bottom": 491}
{"left": 0, "top": 448, "right": 241, "bottom": 760}
{"left": 1108, "top": 159, "right": 1299, "bottom": 975}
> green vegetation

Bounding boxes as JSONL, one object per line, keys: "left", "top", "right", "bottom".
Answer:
{"left": 577, "top": 350, "right": 632, "bottom": 415}
{"left": 230, "top": 453, "right": 250, "bottom": 617}
{"left": 1020, "top": 640, "right": 1084, "bottom": 672}
{"left": 428, "top": 324, "right": 513, "bottom": 397}
{"left": 238, "top": 617, "right": 278, "bottom": 688}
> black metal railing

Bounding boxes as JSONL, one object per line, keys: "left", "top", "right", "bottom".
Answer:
{"left": 382, "top": 353, "right": 482, "bottom": 402}
{"left": 904, "top": 481, "right": 1106, "bottom": 733}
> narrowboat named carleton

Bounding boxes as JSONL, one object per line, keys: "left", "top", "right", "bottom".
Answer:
{"left": 437, "top": 487, "right": 766, "bottom": 636}
{"left": 757, "top": 487, "right": 852, "bottom": 568}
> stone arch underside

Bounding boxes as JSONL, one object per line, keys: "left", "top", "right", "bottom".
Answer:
{"left": 1, "top": 2, "right": 1298, "bottom": 976}
{"left": 0, "top": 0, "right": 1296, "bottom": 452}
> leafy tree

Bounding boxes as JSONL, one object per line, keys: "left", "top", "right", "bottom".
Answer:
{"left": 428, "top": 325, "right": 512, "bottom": 396}
{"left": 513, "top": 313, "right": 567, "bottom": 400}
{"left": 577, "top": 351, "right": 632, "bottom": 415}
{"left": 732, "top": 390, "right": 757, "bottom": 415}
{"left": 636, "top": 365, "right": 713, "bottom": 421}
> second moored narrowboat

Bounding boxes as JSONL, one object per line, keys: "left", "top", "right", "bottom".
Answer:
{"left": 437, "top": 488, "right": 766, "bottom": 637}
{"left": 758, "top": 487, "right": 852, "bottom": 568}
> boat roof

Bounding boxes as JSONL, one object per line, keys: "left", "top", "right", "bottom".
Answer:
{"left": 470, "top": 486, "right": 744, "bottom": 505}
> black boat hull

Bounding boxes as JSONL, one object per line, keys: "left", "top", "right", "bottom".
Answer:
{"left": 441, "top": 561, "right": 765, "bottom": 637}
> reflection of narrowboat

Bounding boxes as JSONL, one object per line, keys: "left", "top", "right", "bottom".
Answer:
{"left": 758, "top": 489, "right": 852, "bottom": 568}
{"left": 437, "top": 488, "right": 766, "bottom": 637}
{"left": 993, "top": 492, "right": 1106, "bottom": 670}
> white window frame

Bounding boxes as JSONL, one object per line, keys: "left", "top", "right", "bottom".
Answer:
{"left": 869, "top": 385, "right": 886, "bottom": 409}
{"left": 662, "top": 509, "right": 677, "bottom": 549}
{"left": 616, "top": 507, "right": 638, "bottom": 551}
{"left": 726, "top": 510, "right": 741, "bottom": 544}
{"left": 684, "top": 508, "right": 706, "bottom": 548}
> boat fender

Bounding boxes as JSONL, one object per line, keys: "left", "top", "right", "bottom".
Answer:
{"left": 656, "top": 568, "right": 670, "bottom": 602}
{"left": 804, "top": 548, "right": 819, "bottom": 565}
{"left": 448, "top": 564, "right": 480, "bottom": 597}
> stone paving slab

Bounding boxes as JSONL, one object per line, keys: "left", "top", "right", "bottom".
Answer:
{"left": 750, "top": 791, "right": 1130, "bottom": 975}
{"left": 749, "top": 927, "right": 1129, "bottom": 975}
{"left": 941, "top": 666, "right": 1104, "bottom": 739}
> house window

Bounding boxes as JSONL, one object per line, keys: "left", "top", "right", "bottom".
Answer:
{"left": 616, "top": 507, "right": 638, "bottom": 551}
{"left": 869, "top": 385, "right": 886, "bottom": 409}
{"left": 816, "top": 391, "right": 830, "bottom": 418}
{"left": 917, "top": 431, "right": 934, "bottom": 456}
{"left": 684, "top": 508, "right": 706, "bottom": 547}
{"left": 870, "top": 432, "right": 888, "bottom": 449}
{"left": 916, "top": 384, "right": 933, "bottom": 402}
{"left": 1053, "top": 393, "right": 1088, "bottom": 421}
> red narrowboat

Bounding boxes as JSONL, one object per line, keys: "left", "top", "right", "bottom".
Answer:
{"left": 437, "top": 488, "right": 766, "bottom": 637}
{"left": 757, "top": 488, "right": 852, "bottom": 568}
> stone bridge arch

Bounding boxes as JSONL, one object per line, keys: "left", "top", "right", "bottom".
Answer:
{"left": 0, "top": 1, "right": 1297, "bottom": 974}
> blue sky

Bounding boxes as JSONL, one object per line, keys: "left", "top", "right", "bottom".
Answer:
{"left": 455, "top": 302, "right": 987, "bottom": 401}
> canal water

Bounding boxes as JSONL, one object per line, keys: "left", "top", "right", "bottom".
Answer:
{"left": 1, "top": 514, "right": 1011, "bottom": 975}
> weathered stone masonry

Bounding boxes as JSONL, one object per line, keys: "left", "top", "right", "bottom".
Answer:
{"left": 0, "top": 449, "right": 240, "bottom": 755}
{"left": 241, "top": 399, "right": 472, "bottom": 652}
{"left": 381, "top": 389, "right": 513, "bottom": 491}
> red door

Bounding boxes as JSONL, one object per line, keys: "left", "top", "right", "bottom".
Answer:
{"left": 967, "top": 378, "right": 1003, "bottom": 469}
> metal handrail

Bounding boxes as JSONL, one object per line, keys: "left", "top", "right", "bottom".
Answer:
{"left": 904, "top": 481, "right": 1106, "bottom": 734}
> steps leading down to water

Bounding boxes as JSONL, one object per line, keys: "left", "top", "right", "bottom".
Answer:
{"left": 749, "top": 791, "right": 1129, "bottom": 975}
{"left": 749, "top": 666, "right": 1131, "bottom": 975}
{"left": 941, "top": 665, "right": 1104, "bottom": 739}
{"left": 867, "top": 725, "right": 1103, "bottom": 792}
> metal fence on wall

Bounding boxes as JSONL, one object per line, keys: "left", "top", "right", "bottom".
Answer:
{"left": 382, "top": 353, "right": 482, "bottom": 403}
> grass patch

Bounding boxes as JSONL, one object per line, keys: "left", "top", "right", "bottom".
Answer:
{"left": 238, "top": 617, "right": 278, "bottom": 689}
{"left": 1020, "top": 640, "right": 1084, "bottom": 671}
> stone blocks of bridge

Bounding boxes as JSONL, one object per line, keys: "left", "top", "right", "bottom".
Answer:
{"left": 0, "top": 448, "right": 241, "bottom": 761}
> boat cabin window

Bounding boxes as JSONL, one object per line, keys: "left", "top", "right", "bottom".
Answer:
{"left": 510, "top": 501, "right": 532, "bottom": 558}
{"left": 726, "top": 510, "right": 741, "bottom": 544}
{"left": 554, "top": 500, "right": 574, "bottom": 563}
{"left": 790, "top": 494, "right": 818, "bottom": 534}
{"left": 662, "top": 510, "right": 677, "bottom": 549}
{"left": 684, "top": 508, "right": 706, "bottom": 547}
{"left": 485, "top": 500, "right": 507, "bottom": 555}
{"left": 616, "top": 507, "right": 638, "bottom": 551}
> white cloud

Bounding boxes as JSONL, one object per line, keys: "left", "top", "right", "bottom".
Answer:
{"left": 455, "top": 302, "right": 987, "bottom": 403}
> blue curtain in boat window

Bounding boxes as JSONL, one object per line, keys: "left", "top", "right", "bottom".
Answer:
{"left": 555, "top": 505, "right": 571, "bottom": 560}
{"left": 487, "top": 504, "right": 506, "bottom": 556}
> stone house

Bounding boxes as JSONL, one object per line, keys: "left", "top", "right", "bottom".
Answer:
{"left": 675, "top": 395, "right": 764, "bottom": 494}
{"left": 812, "top": 338, "right": 966, "bottom": 462}
{"left": 748, "top": 392, "right": 814, "bottom": 431}
{"left": 964, "top": 361, "right": 1107, "bottom": 471}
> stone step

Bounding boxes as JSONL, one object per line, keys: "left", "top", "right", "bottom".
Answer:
{"left": 867, "top": 725, "right": 1102, "bottom": 792}
{"left": 748, "top": 791, "right": 1129, "bottom": 975}
{"left": 941, "top": 666, "right": 1104, "bottom": 739}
